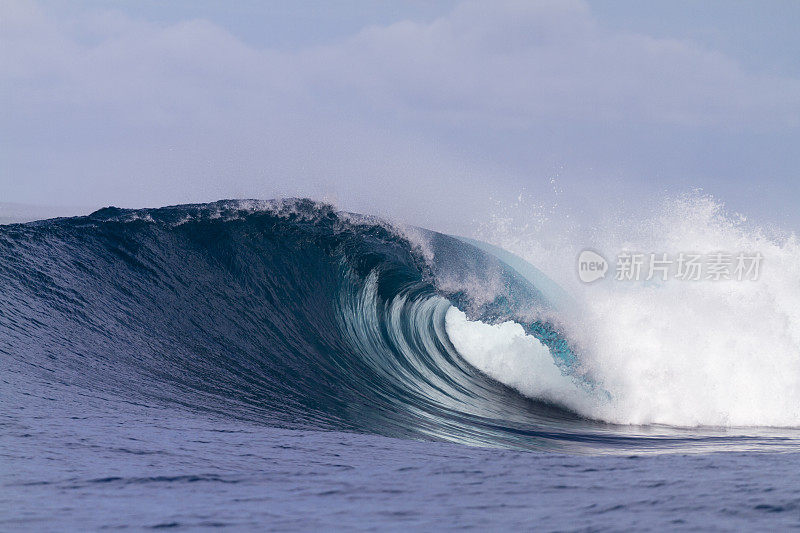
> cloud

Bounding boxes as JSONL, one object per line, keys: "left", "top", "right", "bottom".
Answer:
{"left": 1, "top": 0, "right": 798, "bottom": 231}
{"left": 327, "top": 0, "right": 799, "bottom": 128}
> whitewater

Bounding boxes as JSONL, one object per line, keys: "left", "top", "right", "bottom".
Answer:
{"left": 444, "top": 194, "right": 800, "bottom": 428}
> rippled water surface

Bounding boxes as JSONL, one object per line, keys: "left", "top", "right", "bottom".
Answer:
{"left": 4, "top": 388, "right": 800, "bottom": 531}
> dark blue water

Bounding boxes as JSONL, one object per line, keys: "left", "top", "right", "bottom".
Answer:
{"left": 3, "top": 200, "right": 799, "bottom": 530}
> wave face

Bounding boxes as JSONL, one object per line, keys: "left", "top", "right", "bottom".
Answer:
{"left": 2, "top": 199, "right": 798, "bottom": 453}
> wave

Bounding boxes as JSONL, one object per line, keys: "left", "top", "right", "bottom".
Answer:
{"left": 2, "top": 198, "right": 798, "bottom": 453}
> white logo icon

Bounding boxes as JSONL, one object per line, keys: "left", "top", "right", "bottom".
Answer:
{"left": 577, "top": 250, "right": 608, "bottom": 283}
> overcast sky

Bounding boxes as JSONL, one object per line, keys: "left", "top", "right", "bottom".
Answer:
{"left": 2, "top": 1, "right": 798, "bottom": 232}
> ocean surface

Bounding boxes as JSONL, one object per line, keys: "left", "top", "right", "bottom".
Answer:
{"left": 2, "top": 199, "right": 800, "bottom": 530}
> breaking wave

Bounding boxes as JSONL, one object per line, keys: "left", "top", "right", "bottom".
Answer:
{"left": 2, "top": 198, "right": 799, "bottom": 453}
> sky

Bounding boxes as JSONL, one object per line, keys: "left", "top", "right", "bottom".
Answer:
{"left": 2, "top": 0, "right": 799, "bottom": 233}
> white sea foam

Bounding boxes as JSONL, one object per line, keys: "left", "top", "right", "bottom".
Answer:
{"left": 448, "top": 194, "right": 800, "bottom": 427}
{"left": 445, "top": 307, "right": 595, "bottom": 414}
